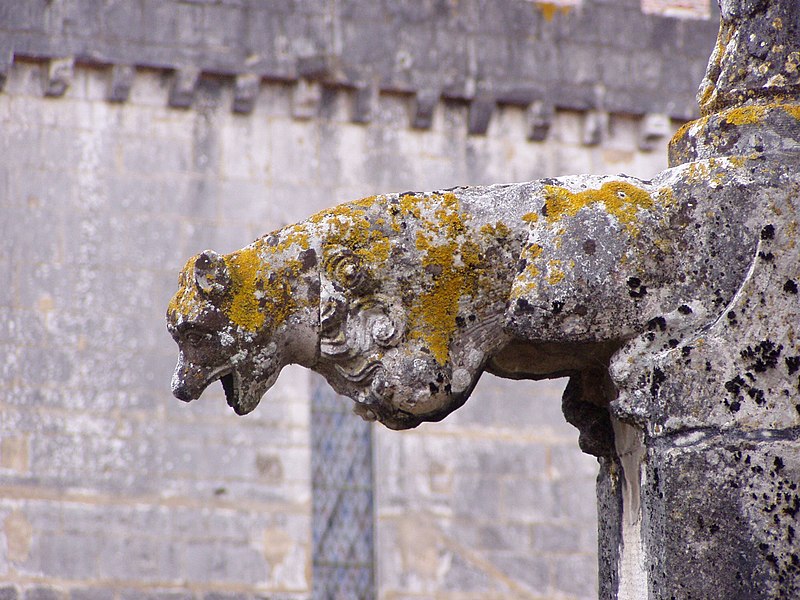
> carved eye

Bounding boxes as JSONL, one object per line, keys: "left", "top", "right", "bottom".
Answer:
{"left": 616, "top": 190, "right": 628, "bottom": 199}
{"left": 184, "top": 331, "right": 205, "bottom": 346}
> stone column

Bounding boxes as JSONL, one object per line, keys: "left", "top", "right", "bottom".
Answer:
{"left": 601, "top": 1, "right": 800, "bottom": 597}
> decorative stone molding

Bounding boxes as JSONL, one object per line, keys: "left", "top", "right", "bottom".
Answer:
{"left": 232, "top": 73, "right": 260, "bottom": 115}
{"left": 107, "top": 64, "right": 135, "bottom": 103}
{"left": 43, "top": 57, "right": 74, "bottom": 97}
{"left": 637, "top": 112, "right": 671, "bottom": 151}
{"left": 0, "top": 0, "right": 719, "bottom": 126}
{"left": 411, "top": 88, "right": 440, "bottom": 130}
{"left": 168, "top": 67, "right": 200, "bottom": 109}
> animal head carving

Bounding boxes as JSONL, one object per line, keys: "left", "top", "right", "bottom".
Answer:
{"left": 167, "top": 241, "right": 320, "bottom": 416}
{"left": 167, "top": 192, "right": 521, "bottom": 428}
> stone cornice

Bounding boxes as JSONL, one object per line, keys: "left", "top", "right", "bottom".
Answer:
{"left": 1, "top": 0, "right": 719, "bottom": 122}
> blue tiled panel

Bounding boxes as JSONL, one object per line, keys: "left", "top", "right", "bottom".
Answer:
{"left": 311, "top": 375, "right": 375, "bottom": 600}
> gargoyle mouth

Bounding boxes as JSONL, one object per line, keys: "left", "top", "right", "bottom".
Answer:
{"left": 220, "top": 371, "right": 245, "bottom": 415}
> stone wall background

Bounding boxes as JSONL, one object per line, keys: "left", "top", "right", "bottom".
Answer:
{"left": 0, "top": 1, "right": 717, "bottom": 599}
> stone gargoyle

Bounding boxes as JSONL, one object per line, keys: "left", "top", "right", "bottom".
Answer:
{"left": 167, "top": 127, "right": 776, "bottom": 456}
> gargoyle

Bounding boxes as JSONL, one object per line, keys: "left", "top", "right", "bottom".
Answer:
{"left": 168, "top": 158, "right": 766, "bottom": 452}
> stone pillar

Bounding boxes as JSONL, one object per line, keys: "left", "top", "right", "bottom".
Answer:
{"left": 601, "top": 1, "right": 800, "bottom": 597}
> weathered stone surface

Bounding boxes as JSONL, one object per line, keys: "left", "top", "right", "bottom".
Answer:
{"left": 603, "top": 2, "right": 800, "bottom": 597}
{"left": 643, "top": 437, "right": 800, "bottom": 599}
{"left": 168, "top": 175, "right": 680, "bottom": 433}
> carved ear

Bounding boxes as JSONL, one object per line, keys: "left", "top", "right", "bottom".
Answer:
{"left": 194, "top": 250, "right": 231, "bottom": 298}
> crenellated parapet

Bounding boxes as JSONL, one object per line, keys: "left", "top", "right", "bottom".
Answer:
{"left": 1, "top": 0, "right": 718, "bottom": 138}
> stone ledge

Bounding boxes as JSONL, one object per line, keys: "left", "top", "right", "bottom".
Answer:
{"left": 2, "top": 58, "right": 683, "bottom": 147}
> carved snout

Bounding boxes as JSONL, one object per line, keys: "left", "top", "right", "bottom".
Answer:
{"left": 170, "top": 354, "right": 214, "bottom": 402}
{"left": 171, "top": 355, "right": 195, "bottom": 402}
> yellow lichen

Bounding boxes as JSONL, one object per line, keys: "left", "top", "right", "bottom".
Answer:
{"left": 404, "top": 192, "right": 484, "bottom": 365}
{"left": 535, "top": 1, "right": 572, "bottom": 22}
{"left": 225, "top": 245, "right": 267, "bottom": 332}
{"left": 723, "top": 105, "right": 767, "bottom": 126}
{"left": 480, "top": 221, "right": 511, "bottom": 238}
{"left": 517, "top": 243, "right": 543, "bottom": 291}
{"left": 308, "top": 197, "right": 393, "bottom": 282}
{"left": 656, "top": 187, "right": 675, "bottom": 207}
{"left": 784, "top": 104, "right": 800, "bottom": 120}
{"left": 275, "top": 224, "right": 311, "bottom": 253}
{"left": 542, "top": 181, "right": 654, "bottom": 235}
{"left": 546, "top": 260, "right": 565, "bottom": 285}
{"left": 522, "top": 212, "right": 539, "bottom": 223}
{"left": 226, "top": 248, "right": 306, "bottom": 332}
{"left": 786, "top": 52, "right": 800, "bottom": 75}
{"left": 168, "top": 257, "right": 206, "bottom": 320}
{"left": 352, "top": 195, "right": 378, "bottom": 208}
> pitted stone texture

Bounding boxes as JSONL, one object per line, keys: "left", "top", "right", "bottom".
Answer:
{"left": 698, "top": 0, "right": 800, "bottom": 114}
{"left": 643, "top": 437, "right": 800, "bottom": 598}
{"left": 613, "top": 107, "right": 800, "bottom": 438}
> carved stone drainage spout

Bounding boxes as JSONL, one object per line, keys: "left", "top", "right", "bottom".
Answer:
{"left": 167, "top": 1, "right": 800, "bottom": 597}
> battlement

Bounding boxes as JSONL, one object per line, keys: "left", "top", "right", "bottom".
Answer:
{"left": 1, "top": 0, "right": 718, "bottom": 131}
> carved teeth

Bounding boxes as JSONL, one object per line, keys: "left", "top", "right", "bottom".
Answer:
{"left": 334, "top": 360, "right": 382, "bottom": 383}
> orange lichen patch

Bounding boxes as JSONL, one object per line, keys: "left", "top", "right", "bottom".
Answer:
{"left": 522, "top": 212, "right": 539, "bottom": 223}
{"left": 786, "top": 53, "right": 800, "bottom": 75}
{"left": 352, "top": 195, "right": 379, "bottom": 208}
{"left": 670, "top": 115, "right": 707, "bottom": 146}
{"left": 542, "top": 181, "right": 655, "bottom": 235}
{"left": 535, "top": 1, "right": 573, "bottom": 22}
{"left": 224, "top": 242, "right": 307, "bottom": 333}
{"left": 783, "top": 104, "right": 800, "bottom": 120}
{"left": 697, "top": 23, "right": 735, "bottom": 114}
{"left": 522, "top": 243, "right": 543, "bottom": 262}
{"left": 412, "top": 268, "right": 469, "bottom": 365}
{"left": 224, "top": 243, "right": 270, "bottom": 332}
{"left": 723, "top": 105, "right": 767, "bottom": 126}
{"left": 404, "top": 192, "right": 486, "bottom": 365}
{"left": 515, "top": 243, "right": 543, "bottom": 293}
{"left": 656, "top": 187, "right": 675, "bottom": 207}
{"left": 274, "top": 223, "right": 311, "bottom": 253}
{"left": 307, "top": 197, "right": 393, "bottom": 279}
{"left": 686, "top": 160, "right": 711, "bottom": 183}
{"left": 398, "top": 193, "right": 423, "bottom": 220}
{"left": 480, "top": 221, "right": 511, "bottom": 238}
{"left": 168, "top": 256, "right": 207, "bottom": 321}
{"left": 546, "top": 259, "right": 565, "bottom": 285}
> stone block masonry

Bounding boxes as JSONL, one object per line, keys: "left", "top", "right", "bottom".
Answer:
{"left": 0, "top": 1, "right": 717, "bottom": 598}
